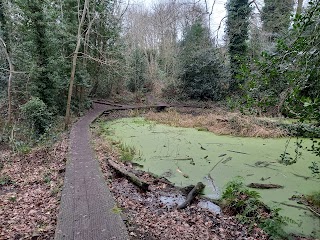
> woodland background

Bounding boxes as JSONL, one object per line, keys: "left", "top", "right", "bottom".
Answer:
{"left": 0, "top": 0, "right": 319, "bottom": 145}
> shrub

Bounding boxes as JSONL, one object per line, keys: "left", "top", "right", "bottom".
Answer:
{"left": 20, "top": 97, "right": 52, "bottom": 135}
{"left": 180, "top": 48, "right": 225, "bottom": 100}
{"left": 222, "top": 178, "right": 293, "bottom": 238}
{"left": 119, "top": 143, "right": 136, "bottom": 162}
{"left": 179, "top": 21, "right": 226, "bottom": 100}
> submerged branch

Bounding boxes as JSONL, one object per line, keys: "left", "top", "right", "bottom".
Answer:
{"left": 178, "top": 182, "right": 205, "bottom": 209}
{"left": 247, "top": 183, "right": 283, "bottom": 189}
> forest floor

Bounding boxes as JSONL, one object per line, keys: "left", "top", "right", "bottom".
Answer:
{"left": 0, "top": 136, "right": 68, "bottom": 239}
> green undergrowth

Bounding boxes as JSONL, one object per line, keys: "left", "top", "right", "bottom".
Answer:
{"left": 97, "top": 120, "right": 140, "bottom": 162}
{"left": 307, "top": 191, "right": 320, "bottom": 208}
{"left": 1, "top": 116, "right": 65, "bottom": 154}
{"left": 118, "top": 143, "right": 137, "bottom": 161}
{"left": 222, "top": 178, "right": 295, "bottom": 239}
{"left": 279, "top": 122, "right": 320, "bottom": 138}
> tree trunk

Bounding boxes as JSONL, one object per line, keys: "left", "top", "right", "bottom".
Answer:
{"left": 107, "top": 159, "right": 149, "bottom": 191}
{"left": 296, "top": 0, "right": 303, "bottom": 15}
{"left": 64, "top": 0, "right": 89, "bottom": 129}
{"left": 0, "top": 37, "right": 14, "bottom": 124}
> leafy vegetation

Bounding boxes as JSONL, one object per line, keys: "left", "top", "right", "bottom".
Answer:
{"left": 307, "top": 191, "right": 320, "bottom": 208}
{"left": 308, "top": 162, "right": 320, "bottom": 178}
{"left": 179, "top": 21, "right": 225, "bottom": 100}
{"left": 118, "top": 143, "right": 136, "bottom": 162}
{"left": 20, "top": 97, "right": 52, "bottom": 135}
{"left": 239, "top": 0, "right": 320, "bottom": 123}
{"left": 262, "top": 0, "right": 294, "bottom": 39}
{"left": 222, "top": 179, "right": 294, "bottom": 239}
{"left": 127, "top": 47, "right": 148, "bottom": 93}
{"left": 226, "top": 0, "right": 252, "bottom": 91}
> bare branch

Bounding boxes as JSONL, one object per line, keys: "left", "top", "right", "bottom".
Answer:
{"left": 213, "top": 16, "right": 227, "bottom": 41}
{"left": 0, "top": 36, "right": 14, "bottom": 123}
{"left": 77, "top": 52, "right": 119, "bottom": 66}
{"left": 65, "top": 0, "right": 90, "bottom": 129}
{"left": 249, "top": 0, "right": 262, "bottom": 14}
{"left": 0, "top": 67, "right": 26, "bottom": 74}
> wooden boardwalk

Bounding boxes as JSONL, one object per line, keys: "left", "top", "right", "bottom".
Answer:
{"left": 55, "top": 103, "right": 129, "bottom": 240}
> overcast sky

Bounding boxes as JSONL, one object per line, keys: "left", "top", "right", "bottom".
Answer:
{"left": 134, "top": 0, "right": 227, "bottom": 38}
{"left": 130, "top": 0, "right": 304, "bottom": 43}
{"left": 130, "top": 0, "right": 266, "bottom": 42}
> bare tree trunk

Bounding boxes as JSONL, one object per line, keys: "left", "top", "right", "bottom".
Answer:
{"left": 0, "top": 37, "right": 14, "bottom": 124}
{"left": 204, "top": 0, "right": 216, "bottom": 31}
{"left": 64, "top": 0, "right": 90, "bottom": 129}
{"left": 297, "top": 0, "right": 303, "bottom": 15}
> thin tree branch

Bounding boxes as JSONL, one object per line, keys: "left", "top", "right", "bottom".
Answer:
{"left": 0, "top": 36, "right": 14, "bottom": 123}
{"left": 65, "top": 0, "right": 90, "bottom": 129}
{"left": 249, "top": 0, "right": 262, "bottom": 14}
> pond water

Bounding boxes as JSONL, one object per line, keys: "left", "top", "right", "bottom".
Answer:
{"left": 101, "top": 117, "right": 320, "bottom": 238}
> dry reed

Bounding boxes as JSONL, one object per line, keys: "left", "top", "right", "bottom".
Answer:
{"left": 145, "top": 108, "right": 287, "bottom": 138}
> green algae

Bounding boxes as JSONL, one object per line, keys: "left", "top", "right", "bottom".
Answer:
{"left": 101, "top": 117, "right": 320, "bottom": 238}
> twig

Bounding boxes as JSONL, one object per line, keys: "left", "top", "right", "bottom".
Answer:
{"left": 249, "top": 0, "right": 262, "bottom": 14}
{"left": 209, "top": 158, "right": 225, "bottom": 173}
{"left": 273, "top": 201, "right": 308, "bottom": 211}
{"left": 174, "top": 158, "right": 193, "bottom": 161}
{"left": 227, "top": 150, "right": 249, "bottom": 155}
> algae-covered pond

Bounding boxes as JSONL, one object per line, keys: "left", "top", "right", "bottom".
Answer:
{"left": 101, "top": 117, "right": 320, "bottom": 238}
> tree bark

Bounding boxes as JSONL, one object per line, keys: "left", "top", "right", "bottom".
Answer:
{"left": 107, "top": 159, "right": 149, "bottom": 191}
{"left": 64, "top": 0, "right": 90, "bottom": 129}
{"left": 296, "top": 0, "right": 303, "bottom": 15}
{"left": 0, "top": 37, "right": 14, "bottom": 124}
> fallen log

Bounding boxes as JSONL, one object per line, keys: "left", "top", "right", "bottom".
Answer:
{"left": 178, "top": 182, "right": 205, "bottom": 209}
{"left": 247, "top": 183, "right": 283, "bottom": 189}
{"left": 107, "top": 159, "right": 149, "bottom": 191}
{"left": 308, "top": 206, "right": 320, "bottom": 218}
{"left": 272, "top": 201, "right": 309, "bottom": 211}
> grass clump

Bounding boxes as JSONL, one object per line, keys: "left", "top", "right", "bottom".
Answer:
{"left": 222, "top": 178, "right": 294, "bottom": 239}
{"left": 119, "top": 143, "right": 136, "bottom": 162}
